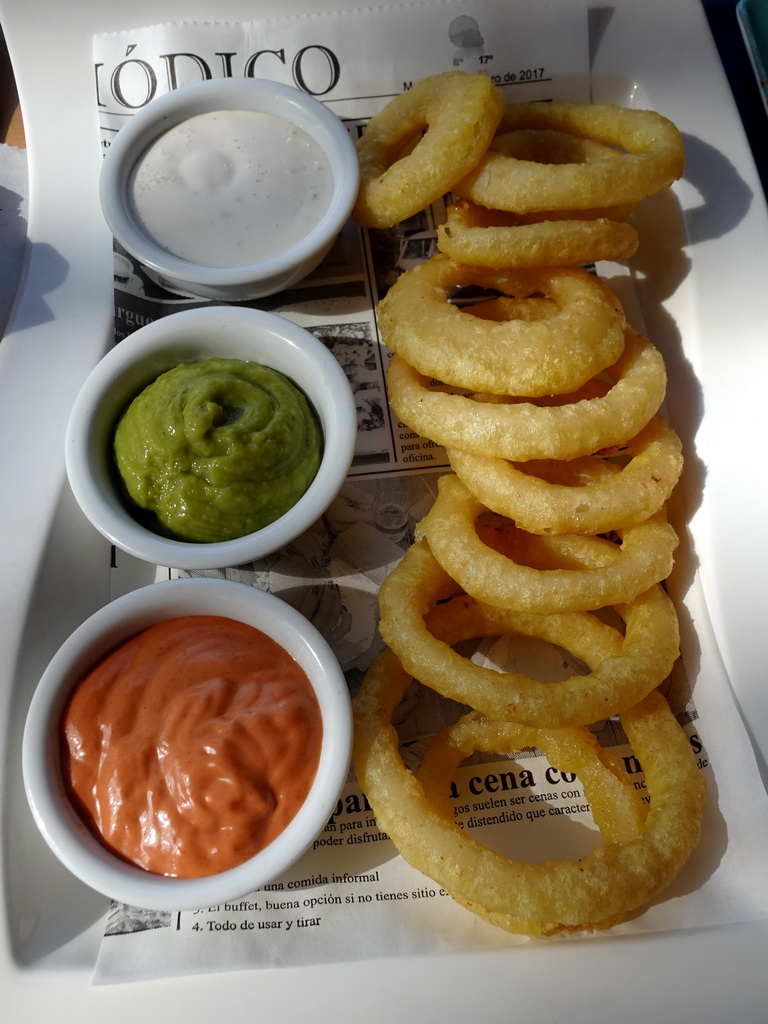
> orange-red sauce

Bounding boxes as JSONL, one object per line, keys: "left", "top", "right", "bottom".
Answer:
{"left": 60, "top": 615, "right": 323, "bottom": 878}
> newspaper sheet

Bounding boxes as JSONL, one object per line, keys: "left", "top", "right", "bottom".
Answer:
{"left": 89, "top": 0, "right": 768, "bottom": 985}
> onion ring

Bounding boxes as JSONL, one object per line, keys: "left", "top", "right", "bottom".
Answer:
{"left": 378, "top": 255, "right": 626, "bottom": 397}
{"left": 451, "top": 129, "right": 637, "bottom": 222}
{"left": 448, "top": 719, "right": 650, "bottom": 928}
{"left": 353, "top": 653, "right": 705, "bottom": 932}
{"left": 386, "top": 326, "right": 667, "bottom": 461}
{"left": 447, "top": 416, "right": 684, "bottom": 535}
{"left": 377, "top": 539, "right": 681, "bottom": 727}
{"left": 437, "top": 199, "right": 639, "bottom": 268}
{"left": 352, "top": 71, "right": 504, "bottom": 229}
{"left": 418, "top": 711, "right": 648, "bottom": 936}
{"left": 453, "top": 101, "right": 685, "bottom": 213}
{"left": 416, "top": 475, "right": 679, "bottom": 611}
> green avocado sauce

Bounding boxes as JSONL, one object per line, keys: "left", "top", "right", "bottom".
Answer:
{"left": 113, "top": 357, "right": 322, "bottom": 543}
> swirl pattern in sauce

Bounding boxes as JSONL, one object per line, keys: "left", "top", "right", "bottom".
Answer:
{"left": 61, "top": 615, "right": 323, "bottom": 878}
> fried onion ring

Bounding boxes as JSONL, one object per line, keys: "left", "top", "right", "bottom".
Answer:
{"left": 440, "top": 717, "right": 650, "bottom": 932}
{"left": 418, "top": 711, "right": 647, "bottom": 936}
{"left": 437, "top": 199, "right": 639, "bottom": 268}
{"left": 450, "top": 129, "right": 637, "bottom": 222}
{"left": 352, "top": 71, "right": 504, "bottom": 229}
{"left": 378, "top": 255, "right": 625, "bottom": 397}
{"left": 447, "top": 416, "right": 684, "bottom": 535}
{"left": 378, "top": 256, "right": 626, "bottom": 396}
{"left": 353, "top": 654, "right": 705, "bottom": 932}
{"left": 417, "top": 475, "right": 678, "bottom": 611}
{"left": 386, "top": 326, "right": 667, "bottom": 461}
{"left": 377, "top": 539, "right": 681, "bottom": 727}
{"left": 453, "top": 101, "right": 685, "bottom": 213}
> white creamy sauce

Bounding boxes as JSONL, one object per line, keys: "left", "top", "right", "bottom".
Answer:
{"left": 129, "top": 109, "right": 334, "bottom": 267}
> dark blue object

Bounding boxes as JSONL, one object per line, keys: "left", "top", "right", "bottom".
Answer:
{"left": 701, "top": 0, "right": 768, "bottom": 195}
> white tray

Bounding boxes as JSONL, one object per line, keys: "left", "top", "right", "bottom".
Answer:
{"left": 1, "top": 1, "right": 767, "bottom": 1020}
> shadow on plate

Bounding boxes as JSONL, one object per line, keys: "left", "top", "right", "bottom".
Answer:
{"left": 2, "top": 479, "right": 113, "bottom": 968}
{"left": 7, "top": 240, "right": 68, "bottom": 334}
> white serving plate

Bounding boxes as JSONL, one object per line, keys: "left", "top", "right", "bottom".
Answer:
{"left": 1, "top": 0, "right": 767, "bottom": 1020}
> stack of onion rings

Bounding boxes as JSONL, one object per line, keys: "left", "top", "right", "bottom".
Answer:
{"left": 438, "top": 103, "right": 684, "bottom": 269}
{"left": 349, "top": 76, "right": 703, "bottom": 939}
{"left": 377, "top": 539, "right": 681, "bottom": 728}
{"left": 415, "top": 474, "right": 679, "bottom": 612}
{"left": 386, "top": 324, "right": 668, "bottom": 462}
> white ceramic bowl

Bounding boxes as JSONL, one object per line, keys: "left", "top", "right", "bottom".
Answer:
{"left": 22, "top": 577, "right": 353, "bottom": 912}
{"left": 64, "top": 305, "right": 357, "bottom": 570}
{"left": 99, "top": 77, "right": 359, "bottom": 300}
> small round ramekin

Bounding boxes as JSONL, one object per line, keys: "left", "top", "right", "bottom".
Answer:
{"left": 22, "top": 577, "right": 352, "bottom": 912}
{"left": 99, "top": 77, "right": 359, "bottom": 300}
{"left": 64, "top": 305, "right": 357, "bottom": 570}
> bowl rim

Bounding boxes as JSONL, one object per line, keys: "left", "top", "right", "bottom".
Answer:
{"left": 21, "top": 577, "right": 353, "bottom": 912}
{"left": 64, "top": 305, "right": 358, "bottom": 570}
{"left": 99, "top": 76, "right": 360, "bottom": 288}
